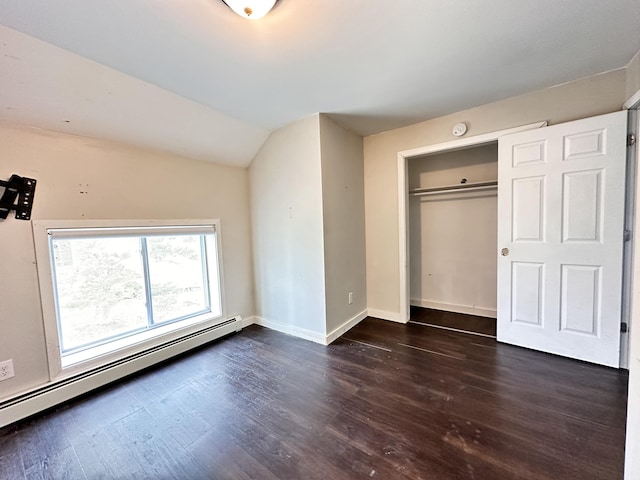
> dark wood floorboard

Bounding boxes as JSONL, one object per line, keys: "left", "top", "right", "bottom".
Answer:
{"left": 0, "top": 317, "right": 628, "bottom": 479}
{"left": 410, "top": 306, "right": 497, "bottom": 337}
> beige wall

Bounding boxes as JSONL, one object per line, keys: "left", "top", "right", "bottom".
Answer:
{"left": 364, "top": 69, "right": 627, "bottom": 318}
{"left": 0, "top": 123, "right": 254, "bottom": 400}
{"left": 409, "top": 144, "right": 498, "bottom": 317}
{"left": 249, "top": 114, "right": 327, "bottom": 338}
{"left": 319, "top": 114, "right": 367, "bottom": 333}
{"left": 250, "top": 114, "right": 367, "bottom": 341}
{"left": 627, "top": 50, "right": 640, "bottom": 101}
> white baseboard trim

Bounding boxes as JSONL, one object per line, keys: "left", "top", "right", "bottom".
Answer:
{"left": 367, "top": 308, "right": 406, "bottom": 324}
{"left": 325, "top": 310, "right": 368, "bottom": 344}
{"left": 0, "top": 316, "right": 243, "bottom": 428}
{"left": 252, "top": 316, "right": 326, "bottom": 345}
{"left": 411, "top": 299, "right": 497, "bottom": 319}
{"left": 242, "top": 316, "right": 256, "bottom": 328}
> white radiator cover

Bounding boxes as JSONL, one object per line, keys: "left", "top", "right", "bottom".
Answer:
{"left": 0, "top": 316, "right": 242, "bottom": 428}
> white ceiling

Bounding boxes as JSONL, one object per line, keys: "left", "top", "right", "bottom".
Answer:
{"left": 1, "top": 0, "right": 639, "bottom": 167}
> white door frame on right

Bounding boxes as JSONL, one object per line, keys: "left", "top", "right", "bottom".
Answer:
{"left": 624, "top": 92, "right": 640, "bottom": 480}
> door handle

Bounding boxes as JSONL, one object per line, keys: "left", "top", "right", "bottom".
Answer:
{"left": 501, "top": 248, "right": 509, "bottom": 256}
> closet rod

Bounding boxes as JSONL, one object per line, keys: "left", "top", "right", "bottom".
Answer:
{"left": 409, "top": 180, "right": 498, "bottom": 197}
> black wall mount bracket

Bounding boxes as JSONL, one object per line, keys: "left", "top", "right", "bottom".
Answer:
{"left": 0, "top": 174, "right": 37, "bottom": 220}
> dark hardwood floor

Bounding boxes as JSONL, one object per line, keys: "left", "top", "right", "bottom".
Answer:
{"left": 410, "top": 306, "right": 497, "bottom": 337}
{"left": 0, "top": 317, "right": 628, "bottom": 479}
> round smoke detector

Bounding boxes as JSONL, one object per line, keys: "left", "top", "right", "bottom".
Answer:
{"left": 452, "top": 122, "right": 467, "bottom": 137}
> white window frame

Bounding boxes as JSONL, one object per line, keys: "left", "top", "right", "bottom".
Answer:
{"left": 32, "top": 219, "right": 226, "bottom": 381}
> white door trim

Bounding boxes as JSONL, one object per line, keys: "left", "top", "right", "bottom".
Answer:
{"left": 624, "top": 91, "right": 640, "bottom": 480}
{"left": 397, "top": 121, "right": 547, "bottom": 323}
{"left": 624, "top": 89, "right": 640, "bottom": 110}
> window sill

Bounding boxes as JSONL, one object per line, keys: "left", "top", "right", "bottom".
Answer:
{"left": 60, "top": 312, "right": 223, "bottom": 371}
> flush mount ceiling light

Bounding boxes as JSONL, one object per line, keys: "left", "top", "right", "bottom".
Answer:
{"left": 222, "top": 0, "right": 279, "bottom": 20}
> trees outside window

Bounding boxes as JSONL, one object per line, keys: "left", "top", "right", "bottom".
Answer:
{"left": 46, "top": 226, "right": 221, "bottom": 359}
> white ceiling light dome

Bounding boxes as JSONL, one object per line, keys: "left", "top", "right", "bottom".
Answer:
{"left": 222, "top": 0, "right": 279, "bottom": 19}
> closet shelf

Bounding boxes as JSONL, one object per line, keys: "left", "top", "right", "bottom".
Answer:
{"left": 409, "top": 180, "right": 498, "bottom": 197}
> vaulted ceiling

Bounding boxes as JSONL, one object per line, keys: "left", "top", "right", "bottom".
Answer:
{"left": 1, "top": 1, "right": 639, "bottom": 166}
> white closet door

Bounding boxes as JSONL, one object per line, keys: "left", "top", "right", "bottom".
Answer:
{"left": 497, "top": 111, "right": 627, "bottom": 367}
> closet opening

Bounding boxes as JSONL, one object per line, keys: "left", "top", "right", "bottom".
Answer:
{"left": 407, "top": 143, "right": 498, "bottom": 336}
{"left": 396, "top": 121, "right": 547, "bottom": 328}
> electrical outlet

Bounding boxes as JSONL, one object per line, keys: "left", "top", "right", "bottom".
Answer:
{"left": 348, "top": 291, "right": 354, "bottom": 305}
{"left": 0, "top": 359, "right": 15, "bottom": 381}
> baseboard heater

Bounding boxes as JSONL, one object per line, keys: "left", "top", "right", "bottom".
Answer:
{"left": 0, "top": 316, "right": 242, "bottom": 429}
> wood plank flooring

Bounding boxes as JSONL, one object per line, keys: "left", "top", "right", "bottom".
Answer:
{"left": 0, "top": 317, "right": 628, "bottom": 479}
{"left": 410, "top": 306, "right": 497, "bottom": 337}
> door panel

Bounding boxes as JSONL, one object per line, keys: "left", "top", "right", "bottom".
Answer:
{"left": 512, "top": 140, "right": 547, "bottom": 166}
{"left": 562, "top": 170, "right": 602, "bottom": 242}
{"left": 512, "top": 262, "right": 544, "bottom": 326}
{"left": 560, "top": 264, "right": 600, "bottom": 335}
{"left": 497, "top": 111, "right": 627, "bottom": 367}
{"left": 513, "top": 177, "right": 546, "bottom": 241}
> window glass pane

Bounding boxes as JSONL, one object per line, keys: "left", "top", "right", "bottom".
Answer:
{"left": 51, "top": 237, "right": 147, "bottom": 352}
{"left": 146, "top": 235, "right": 209, "bottom": 323}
